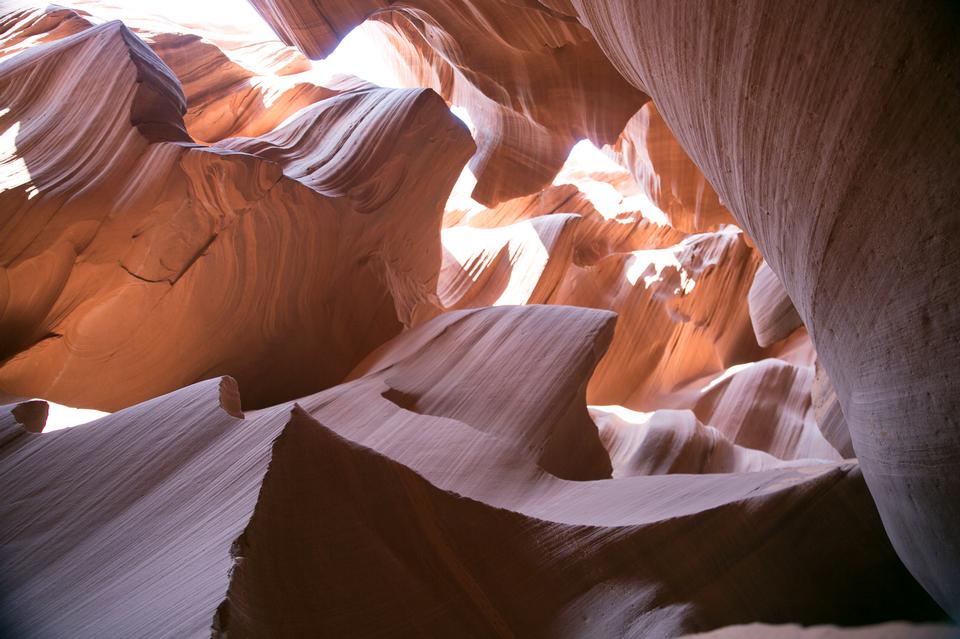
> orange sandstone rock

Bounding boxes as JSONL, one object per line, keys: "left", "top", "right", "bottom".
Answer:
{"left": 0, "top": 17, "right": 473, "bottom": 409}
{"left": 569, "top": 0, "right": 960, "bottom": 612}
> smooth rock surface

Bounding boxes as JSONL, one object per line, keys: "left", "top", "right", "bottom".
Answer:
{"left": 0, "top": 12, "right": 472, "bottom": 409}
{"left": 1, "top": 0, "right": 957, "bottom": 634}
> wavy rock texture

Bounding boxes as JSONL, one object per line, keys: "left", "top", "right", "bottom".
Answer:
{"left": 749, "top": 261, "right": 803, "bottom": 349}
{"left": 438, "top": 150, "right": 845, "bottom": 471}
{"left": 747, "top": 261, "right": 852, "bottom": 458}
{"left": 3, "top": 307, "right": 940, "bottom": 638}
{"left": 552, "top": 227, "right": 764, "bottom": 407}
{"left": 565, "top": 0, "right": 960, "bottom": 613}
{"left": 0, "top": 13, "right": 473, "bottom": 409}
{"left": 249, "top": 0, "right": 648, "bottom": 204}
{"left": 249, "top": 0, "right": 960, "bottom": 613}
{"left": 439, "top": 214, "right": 580, "bottom": 309}
{"left": 590, "top": 405, "right": 802, "bottom": 476}
{"left": 441, "top": 157, "right": 756, "bottom": 393}
{"left": 439, "top": 209, "right": 840, "bottom": 471}
{"left": 0, "top": 377, "right": 280, "bottom": 638}
{"left": 690, "top": 358, "right": 840, "bottom": 462}
{"left": 443, "top": 150, "right": 689, "bottom": 258}
{"left": 43, "top": 2, "right": 336, "bottom": 143}
{"left": 0, "top": 6, "right": 94, "bottom": 60}
{"left": 1, "top": 0, "right": 958, "bottom": 635}
{"left": 137, "top": 28, "right": 333, "bottom": 143}
{"left": 605, "top": 102, "right": 736, "bottom": 233}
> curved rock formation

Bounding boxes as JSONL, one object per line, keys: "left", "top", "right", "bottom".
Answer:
{"left": 2, "top": 0, "right": 958, "bottom": 632}
{"left": 566, "top": 0, "right": 960, "bottom": 612}
{"left": 439, "top": 165, "right": 838, "bottom": 468}
{"left": 691, "top": 358, "right": 840, "bottom": 462}
{"left": 551, "top": 227, "right": 764, "bottom": 409}
{"left": 605, "top": 102, "right": 736, "bottom": 232}
{"left": 590, "top": 405, "right": 801, "bottom": 476}
{"left": 248, "top": 0, "right": 959, "bottom": 610}
{"left": 142, "top": 29, "right": 333, "bottom": 143}
{"left": 444, "top": 153, "right": 689, "bottom": 260}
{"left": 0, "top": 377, "right": 276, "bottom": 638}
{"left": 250, "top": 0, "right": 648, "bottom": 204}
{"left": 0, "top": 15, "right": 473, "bottom": 409}
{"left": 0, "top": 306, "right": 945, "bottom": 637}
{"left": 748, "top": 261, "right": 803, "bottom": 349}
{"left": 305, "top": 305, "right": 943, "bottom": 630}
{"left": 439, "top": 214, "right": 580, "bottom": 309}
{"left": 0, "top": 6, "right": 93, "bottom": 60}
{"left": 1, "top": 5, "right": 334, "bottom": 143}
{"left": 213, "top": 74, "right": 446, "bottom": 212}
{"left": 812, "top": 359, "right": 854, "bottom": 459}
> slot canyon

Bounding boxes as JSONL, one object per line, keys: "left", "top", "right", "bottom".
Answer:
{"left": 0, "top": 1, "right": 958, "bottom": 637}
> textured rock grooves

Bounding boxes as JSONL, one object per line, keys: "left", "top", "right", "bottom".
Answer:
{"left": 0, "top": 308, "right": 944, "bottom": 637}
{"left": 1, "top": 1, "right": 959, "bottom": 637}
{"left": 566, "top": 0, "right": 960, "bottom": 616}
{"left": 0, "top": 8, "right": 473, "bottom": 409}
{"left": 252, "top": 0, "right": 960, "bottom": 619}
{"left": 251, "top": 0, "right": 649, "bottom": 205}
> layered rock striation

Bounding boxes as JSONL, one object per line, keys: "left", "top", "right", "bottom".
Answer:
{"left": 0, "top": 307, "right": 945, "bottom": 637}
{"left": 0, "top": 9, "right": 472, "bottom": 409}
{"left": 247, "top": 0, "right": 960, "bottom": 616}
{"left": 1, "top": 0, "right": 958, "bottom": 635}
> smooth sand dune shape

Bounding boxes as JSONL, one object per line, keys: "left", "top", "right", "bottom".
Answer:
{"left": 1, "top": 0, "right": 958, "bottom": 636}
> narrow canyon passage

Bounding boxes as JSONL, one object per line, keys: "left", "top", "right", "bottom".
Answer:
{"left": 0, "top": 2, "right": 957, "bottom": 637}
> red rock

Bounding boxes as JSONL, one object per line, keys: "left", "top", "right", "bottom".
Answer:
{"left": 0, "top": 308, "right": 943, "bottom": 636}
{"left": 249, "top": 0, "right": 648, "bottom": 204}
{"left": 606, "top": 103, "right": 736, "bottom": 232}
{"left": 568, "top": 0, "right": 960, "bottom": 612}
{"left": 1, "top": 0, "right": 957, "bottom": 632}
{"left": 0, "top": 14, "right": 472, "bottom": 409}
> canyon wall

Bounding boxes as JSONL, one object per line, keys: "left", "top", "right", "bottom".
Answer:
{"left": 1, "top": 1, "right": 957, "bottom": 635}
{"left": 249, "top": 0, "right": 960, "bottom": 617}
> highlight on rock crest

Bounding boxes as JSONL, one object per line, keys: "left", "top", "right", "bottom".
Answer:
{"left": 1, "top": 1, "right": 958, "bottom": 637}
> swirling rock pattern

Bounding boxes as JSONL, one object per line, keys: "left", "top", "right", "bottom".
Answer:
{"left": 0, "top": 14, "right": 473, "bottom": 409}
{"left": 64, "top": 1, "right": 334, "bottom": 142}
{"left": 437, "top": 149, "right": 848, "bottom": 479}
{"left": 249, "top": 0, "right": 648, "bottom": 205}
{"left": 251, "top": 0, "right": 960, "bottom": 617}
{"left": 1, "top": 307, "right": 942, "bottom": 637}
{"left": 2, "top": 5, "right": 334, "bottom": 143}
{"left": 605, "top": 103, "right": 736, "bottom": 233}
{"left": 0, "top": 0, "right": 957, "bottom": 634}
{"left": 566, "top": 0, "right": 960, "bottom": 613}
{"left": 553, "top": 227, "right": 764, "bottom": 409}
